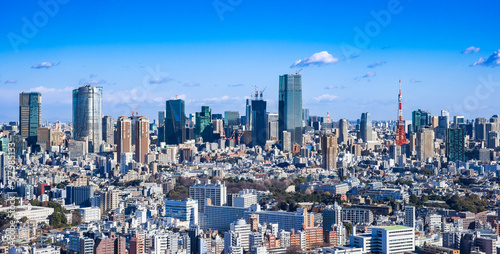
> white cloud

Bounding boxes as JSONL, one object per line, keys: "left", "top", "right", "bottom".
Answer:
{"left": 409, "top": 78, "right": 422, "bottom": 83}
{"left": 227, "top": 84, "right": 244, "bottom": 87}
{"left": 291, "top": 51, "right": 339, "bottom": 68}
{"left": 4, "top": 79, "right": 16, "bottom": 84}
{"left": 313, "top": 94, "right": 338, "bottom": 102}
{"left": 149, "top": 77, "right": 172, "bottom": 84}
{"left": 362, "top": 71, "right": 376, "bottom": 78}
{"left": 324, "top": 85, "right": 345, "bottom": 89}
{"left": 461, "top": 46, "right": 480, "bottom": 54}
{"left": 183, "top": 82, "right": 200, "bottom": 87}
{"left": 367, "top": 61, "right": 386, "bottom": 68}
{"left": 31, "top": 62, "right": 57, "bottom": 69}
{"left": 79, "top": 78, "right": 107, "bottom": 85}
{"left": 28, "top": 86, "right": 74, "bottom": 104}
{"left": 470, "top": 50, "right": 500, "bottom": 67}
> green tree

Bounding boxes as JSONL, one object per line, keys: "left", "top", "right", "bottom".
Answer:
{"left": 71, "top": 210, "right": 82, "bottom": 226}
{"left": 20, "top": 216, "right": 28, "bottom": 223}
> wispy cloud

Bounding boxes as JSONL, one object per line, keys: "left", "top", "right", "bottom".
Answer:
{"left": 183, "top": 82, "right": 200, "bottom": 87}
{"left": 409, "top": 78, "right": 422, "bottom": 83}
{"left": 470, "top": 50, "right": 500, "bottom": 67}
{"left": 461, "top": 46, "right": 480, "bottom": 54}
{"left": 367, "top": 61, "right": 386, "bottom": 68}
{"left": 4, "top": 79, "right": 16, "bottom": 84}
{"left": 324, "top": 85, "right": 345, "bottom": 90}
{"left": 291, "top": 51, "right": 339, "bottom": 68}
{"left": 28, "top": 86, "right": 74, "bottom": 104}
{"left": 313, "top": 94, "right": 338, "bottom": 102}
{"left": 227, "top": 84, "right": 244, "bottom": 87}
{"left": 79, "top": 78, "right": 107, "bottom": 85}
{"left": 362, "top": 71, "right": 376, "bottom": 78}
{"left": 31, "top": 61, "right": 57, "bottom": 69}
{"left": 149, "top": 77, "right": 171, "bottom": 84}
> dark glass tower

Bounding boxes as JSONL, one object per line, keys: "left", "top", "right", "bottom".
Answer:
{"left": 412, "top": 109, "right": 432, "bottom": 133}
{"left": 278, "top": 74, "right": 303, "bottom": 146}
{"left": 195, "top": 106, "right": 213, "bottom": 142}
{"left": 165, "top": 99, "right": 186, "bottom": 145}
{"left": 446, "top": 128, "right": 465, "bottom": 162}
{"left": 19, "top": 92, "right": 41, "bottom": 146}
{"left": 360, "top": 112, "right": 372, "bottom": 142}
{"left": 252, "top": 98, "right": 267, "bottom": 147}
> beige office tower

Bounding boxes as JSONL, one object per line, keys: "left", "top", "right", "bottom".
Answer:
{"left": 248, "top": 214, "right": 259, "bottom": 232}
{"left": 135, "top": 116, "right": 149, "bottom": 164}
{"left": 117, "top": 117, "right": 132, "bottom": 164}
{"left": 431, "top": 116, "right": 439, "bottom": 129}
{"left": 416, "top": 128, "right": 435, "bottom": 161}
{"left": 338, "top": 118, "right": 348, "bottom": 144}
{"left": 321, "top": 133, "right": 338, "bottom": 170}
{"left": 100, "top": 190, "right": 119, "bottom": 215}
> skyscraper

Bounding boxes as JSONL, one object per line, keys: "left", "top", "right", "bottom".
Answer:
{"left": 117, "top": 116, "right": 132, "bottom": 164}
{"left": 135, "top": 116, "right": 149, "bottom": 164}
{"left": 321, "top": 133, "right": 338, "bottom": 170}
{"left": 360, "top": 112, "right": 372, "bottom": 142}
{"left": 102, "top": 116, "right": 114, "bottom": 145}
{"left": 72, "top": 85, "right": 103, "bottom": 153}
{"left": 251, "top": 97, "right": 267, "bottom": 147}
{"left": 412, "top": 109, "right": 431, "bottom": 133}
{"left": 446, "top": 128, "right": 465, "bottom": 162}
{"left": 224, "top": 111, "right": 240, "bottom": 127}
{"left": 165, "top": 99, "right": 186, "bottom": 145}
{"left": 338, "top": 119, "right": 348, "bottom": 145}
{"left": 279, "top": 74, "right": 303, "bottom": 146}
{"left": 416, "top": 128, "right": 434, "bottom": 161}
{"left": 475, "top": 117, "right": 487, "bottom": 141}
{"left": 195, "top": 106, "right": 213, "bottom": 142}
{"left": 267, "top": 113, "right": 279, "bottom": 141}
{"left": 245, "top": 99, "right": 252, "bottom": 131}
{"left": 19, "top": 92, "right": 41, "bottom": 146}
{"left": 189, "top": 179, "right": 226, "bottom": 212}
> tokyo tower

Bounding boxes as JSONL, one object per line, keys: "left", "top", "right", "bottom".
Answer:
{"left": 395, "top": 80, "right": 408, "bottom": 145}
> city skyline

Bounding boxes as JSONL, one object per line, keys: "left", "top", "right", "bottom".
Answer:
{"left": 1, "top": 1, "right": 500, "bottom": 123}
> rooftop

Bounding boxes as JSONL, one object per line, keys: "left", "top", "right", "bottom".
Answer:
{"left": 379, "top": 225, "right": 412, "bottom": 230}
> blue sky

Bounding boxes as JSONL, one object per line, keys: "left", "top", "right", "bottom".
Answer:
{"left": 1, "top": 0, "right": 499, "bottom": 123}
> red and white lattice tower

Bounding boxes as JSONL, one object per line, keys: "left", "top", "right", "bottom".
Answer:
{"left": 396, "top": 80, "right": 409, "bottom": 145}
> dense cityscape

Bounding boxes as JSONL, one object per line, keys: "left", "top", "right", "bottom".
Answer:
{"left": 1, "top": 71, "right": 500, "bottom": 254}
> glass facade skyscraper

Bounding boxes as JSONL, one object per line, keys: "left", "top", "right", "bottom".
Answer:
{"left": 195, "top": 106, "right": 213, "bottom": 142}
{"left": 19, "top": 92, "right": 41, "bottom": 146}
{"left": 72, "top": 85, "right": 103, "bottom": 153}
{"left": 360, "top": 112, "right": 372, "bottom": 142}
{"left": 165, "top": 99, "right": 186, "bottom": 144}
{"left": 251, "top": 99, "right": 266, "bottom": 147}
{"left": 446, "top": 128, "right": 465, "bottom": 162}
{"left": 224, "top": 111, "right": 240, "bottom": 127}
{"left": 412, "top": 109, "right": 432, "bottom": 133}
{"left": 279, "top": 74, "right": 303, "bottom": 146}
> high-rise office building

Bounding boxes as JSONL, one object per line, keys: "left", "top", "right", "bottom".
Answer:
{"left": 245, "top": 99, "right": 253, "bottom": 131}
{"left": 117, "top": 117, "right": 132, "bottom": 164}
{"left": 19, "top": 92, "right": 41, "bottom": 146}
{"left": 404, "top": 205, "right": 415, "bottom": 229}
{"left": 323, "top": 203, "right": 342, "bottom": 232}
{"left": 454, "top": 116, "right": 465, "bottom": 128}
{"left": 475, "top": 117, "right": 487, "bottom": 141}
{"left": 99, "top": 190, "right": 119, "bottom": 216}
{"left": 165, "top": 99, "right": 186, "bottom": 145}
{"left": 338, "top": 119, "right": 348, "bottom": 144}
{"left": 72, "top": 85, "right": 103, "bottom": 153}
{"left": 412, "top": 109, "right": 432, "bottom": 133}
{"left": 189, "top": 179, "right": 226, "bottom": 212}
{"left": 267, "top": 113, "right": 279, "bottom": 141}
{"left": 360, "top": 112, "right": 372, "bottom": 142}
{"left": 302, "top": 108, "right": 310, "bottom": 127}
{"left": 446, "top": 128, "right": 465, "bottom": 162}
{"left": 279, "top": 74, "right": 303, "bottom": 146}
{"left": 135, "top": 116, "right": 149, "bottom": 164}
{"left": 158, "top": 110, "right": 166, "bottom": 127}
{"left": 164, "top": 199, "right": 199, "bottom": 225}
{"left": 251, "top": 98, "right": 267, "bottom": 147}
{"left": 321, "top": 133, "right": 337, "bottom": 170}
{"left": 224, "top": 111, "right": 240, "bottom": 127}
{"left": 102, "top": 116, "right": 114, "bottom": 145}
{"left": 437, "top": 115, "right": 449, "bottom": 140}
{"left": 195, "top": 106, "right": 213, "bottom": 142}
{"left": 416, "top": 128, "right": 434, "bottom": 161}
